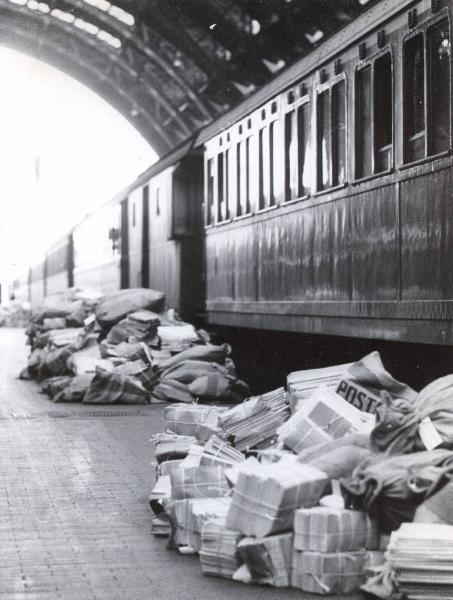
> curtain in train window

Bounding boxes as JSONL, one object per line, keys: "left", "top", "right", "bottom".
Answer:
{"left": 217, "top": 153, "right": 224, "bottom": 222}
{"left": 259, "top": 128, "right": 265, "bottom": 209}
{"left": 245, "top": 136, "right": 251, "bottom": 213}
{"left": 374, "top": 53, "right": 393, "bottom": 172}
{"left": 404, "top": 33, "right": 425, "bottom": 162}
{"left": 428, "top": 19, "right": 451, "bottom": 155}
{"left": 236, "top": 142, "right": 242, "bottom": 216}
{"left": 355, "top": 66, "right": 373, "bottom": 178}
{"left": 269, "top": 121, "right": 276, "bottom": 205}
{"left": 237, "top": 139, "right": 251, "bottom": 216}
{"left": 206, "top": 158, "right": 214, "bottom": 224}
{"left": 297, "top": 103, "right": 311, "bottom": 196}
{"left": 317, "top": 89, "right": 331, "bottom": 190}
{"left": 332, "top": 81, "right": 346, "bottom": 186}
{"left": 285, "top": 111, "right": 298, "bottom": 200}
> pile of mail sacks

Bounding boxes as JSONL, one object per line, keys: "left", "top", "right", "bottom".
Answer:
{"left": 20, "top": 288, "right": 249, "bottom": 406}
{"left": 150, "top": 350, "right": 453, "bottom": 597}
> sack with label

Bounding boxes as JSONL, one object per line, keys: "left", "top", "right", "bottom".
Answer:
{"left": 371, "top": 374, "right": 453, "bottom": 455}
{"left": 336, "top": 351, "right": 417, "bottom": 415}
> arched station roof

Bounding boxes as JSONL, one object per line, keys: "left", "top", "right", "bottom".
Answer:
{"left": 0, "top": 0, "right": 378, "bottom": 155}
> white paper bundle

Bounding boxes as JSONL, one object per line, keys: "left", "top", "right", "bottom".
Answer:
{"left": 164, "top": 404, "right": 227, "bottom": 441}
{"left": 386, "top": 523, "right": 453, "bottom": 599}
{"left": 158, "top": 459, "right": 184, "bottom": 477}
{"left": 188, "top": 498, "right": 231, "bottom": 551}
{"left": 199, "top": 435, "right": 245, "bottom": 468}
{"left": 291, "top": 549, "right": 366, "bottom": 594}
{"left": 200, "top": 517, "right": 242, "bottom": 578}
{"left": 226, "top": 463, "right": 327, "bottom": 538}
{"left": 294, "top": 507, "right": 368, "bottom": 552}
{"left": 237, "top": 533, "right": 293, "bottom": 587}
{"left": 173, "top": 499, "right": 231, "bottom": 552}
{"left": 287, "top": 363, "right": 352, "bottom": 413}
{"left": 218, "top": 387, "right": 290, "bottom": 451}
{"left": 170, "top": 465, "right": 229, "bottom": 500}
{"left": 152, "top": 432, "right": 199, "bottom": 462}
{"left": 278, "top": 387, "right": 375, "bottom": 454}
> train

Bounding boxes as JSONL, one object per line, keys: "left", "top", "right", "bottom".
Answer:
{"left": 10, "top": 0, "right": 453, "bottom": 349}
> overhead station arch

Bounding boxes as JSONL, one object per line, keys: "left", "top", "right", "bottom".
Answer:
{"left": 0, "top": 0, "right": 378, "bottom": 155}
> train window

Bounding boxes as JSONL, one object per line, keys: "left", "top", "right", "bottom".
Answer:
{"left": 269, "top": 121, "right": 275, "bottom": 206}
{"left": 317, "top": 89, "right": 331, "bottom": 190}
{"left": 332, "top": 80, "right": 346, "bottom": 186}
{"left": 374, "top": 53, "right": 393, "bottom": 172}
{"left": 259, "top": 128, "right": 265, "bottom": 209}
{"left": 356, "top": 66, "right": 373, "bottom": 178}
{"left": 297, "top": 103, "right": 310, "bottom": 196}
{"left": 225, "top": 149, "right": 230, "bottom": 217}
{"left": 132, "top": 202, "right": 136, "bottom": 227}
{"left": 428, "top": 19, "right": 450, "bottom": 155}
{"left": 236, "top": 142, "right": 242, "bottom": 216}
{"left": 258, "top": 124, "right": 277, "bottom": 209}
{"left": 245, "top": 137, "right": 251, "bottom": 213}
{"left": 217, "top": 153, "right": 224, "bottom": 222}
{"left": 404, "top": 19, "right": 451, "bottom": 163}
{"left": 206, "top": 158, "right": 214, "bottom": 224}
{"left": 285, "top": 110, "right": 298, "bottom": 200}
{"left": 237, "top": 139, "right": 251, "bottom": 216}
{"left": 404, "top": 33, "right": 426, "bottom": 162}
{"left": 155, "top": 188, "right": 160, "bottom": 217}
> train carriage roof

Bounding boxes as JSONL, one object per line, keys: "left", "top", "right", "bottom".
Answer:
{"left": 0, "top": 0, "right": 381, "bottom": 155}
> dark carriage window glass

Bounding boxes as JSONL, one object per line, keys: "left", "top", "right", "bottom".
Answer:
{"left": 297, "top": 103, "right": 311, "bottom": 197}
{"left": 217, "top": 153, "right": 224, "bottom": 222}
{"left": 404, "top": 33, "right": 425, "bottom": 162}
{"left": 236, "top": 142, "right": 242, "bottom": 216}
{"left": 206, "top": 159, "right": 214, "bottom": 224}
{"left": 332, "top": 80, "right": 346, "bottom": 186}
{"left": 374, "top": 53, "right": 393, "bottom": 172}
{"left": 245, "top": 136, "right": 251, "bottom": 214}
{"left": 225, "top": 149, "right": 230, "bottom": 219}
{"left": 259, "top": 128, "right": 265, "bottom": 209}
{"left": 285, "top": 111, "right": 297, "bottom": 200}
{"left": 132, "top": 202, "right": 136, "bottom": 227}
{"left": 317, "top": 89, "right": 331, "bottom": 190}
{"left": 269, "top": 121, "right": 275, "bottom": 205}
{"left": 428, "top": 19, "right": 451, "bottom": 155}
{"left": 356, "top": 66, "right": 373, "bottom": 178}
{"left": 156, "top": 188, "right": 160, "bottom": 216}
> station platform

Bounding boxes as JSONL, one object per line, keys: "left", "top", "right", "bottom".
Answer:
{"left": 0, "top": 328, "right": 355, "bottom": 600}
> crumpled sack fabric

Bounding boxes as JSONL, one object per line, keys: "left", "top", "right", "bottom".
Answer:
{"left": 371, "top": 374, "right": 453, "bottom": 455}
{"left": 300, "top": 443, "right": 373, "bottom": 481}
{"left": 414, "top": 480, "right": 453, "bottom": 525}
{"left": 161, "top": 360, "right": 230, "bottom": 385}
{"left": 189, "top": 373, "right": 249, "bottom": 403}
{"left": 83, "top": 368, "right": 149, "bottom": 404}
{"left": 341, "top": 449, "right": 453, "bottom": 533}
{"left": 52, "top": 373, "right": 95, "bottom": 403}
{"left": 157, "top": 344, "right": 231, "bottom": 374}
{"left": 41, "top": 375, "right": 73, "bottom": 397}
{"left": 43, "top": 345, "right": 77, "bottom": 377}
{"left": 152, "top": 380, "right": 195, "bottom": 404}
{"left": 95, "top": 288, "right": 165, "bottom": 326}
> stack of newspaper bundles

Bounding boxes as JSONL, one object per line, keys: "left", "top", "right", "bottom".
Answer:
{"left": 226, "top": 462, "right": 327, "bottom": 538}
{"left": 237, "top": 533, "right": 293, "bottom": 587}
{"left": 200, "top": 517, "right": 242, "bottom": 578}
{"left": 218, "top": 387, "right": 290, "bottom": 451}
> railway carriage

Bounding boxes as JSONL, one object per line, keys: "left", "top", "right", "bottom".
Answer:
{"left": 201, "top": 0, "right": 453, "bottom": 345}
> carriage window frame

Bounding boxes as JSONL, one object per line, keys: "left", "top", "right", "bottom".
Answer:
{"left": 258, "top": 115, "right": 279, "bottom": 213}
{"left": 233, "top": 124, "right": 254, "bottom": 221}
{"left": 283, "top": 89, "right": 311, "bottom": 204}
{"left": 402, "top": 11, "right": 452, "bottom": 167}
{"left": 314, "top": 72, "right": 348, "bottom": 195}
{"left": 353, "top": 47, "right": 394, "bottom": 183}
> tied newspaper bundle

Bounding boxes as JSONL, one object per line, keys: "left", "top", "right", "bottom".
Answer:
{"left": 200, "top": 518, "right": 242, "bottom": 578}
{"left": 385, "top": 523, "right": 453, "bottom": 600}
{"left": 218, "top": 387, "right": 290, "bottom": 451}
{"left": 236, "top": 533, "right": 293, "bottom": 587}
{"left": 106, "top": 310, "right": 161, "bottom": 344}
{"left": 152, "top": 433, "right": 198, "bottom": 463}
{"left": 287, "top": 363, "right": 352, "bottom": 413}
{"left": 226, "top": 462, "right": 327, "bottom": 538}
{"left": 294, "top": 506, "right": 368, "bottom": 553}
{"left": 291, "top": 549, "right": 367, "bottom": 595}
{"left": 278, "top": 387, "right": 374, "bottom": 454}
{"left": 173, "top": 498, "right": 231, "bottom": 551}
{"left": 164, "top": 404, "right": 227, "bottom": 441}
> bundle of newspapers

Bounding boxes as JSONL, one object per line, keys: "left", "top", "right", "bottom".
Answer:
{"left": 386, "top": 523, "right": 453, "bottom": 600}
{"left": 226, "top": 462, "right": 327, "bottom": 537}
{"left": 164, "top": 404, "right": 227, "bottom": 441}
{"left": 218, "top": 387, "right": 289, "bottom": 451}
{"left": 236, "top": 533, "right": 293, "bottom": 587}
{"left": 200, "top": 517, "right": 242, "bottom": 578}
{"left": 173, "top": 498, "right": 231, "bottom": 552}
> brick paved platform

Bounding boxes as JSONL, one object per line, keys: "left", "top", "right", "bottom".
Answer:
{"left": 0, "top": 328, "right": 356, "bottom": 600}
